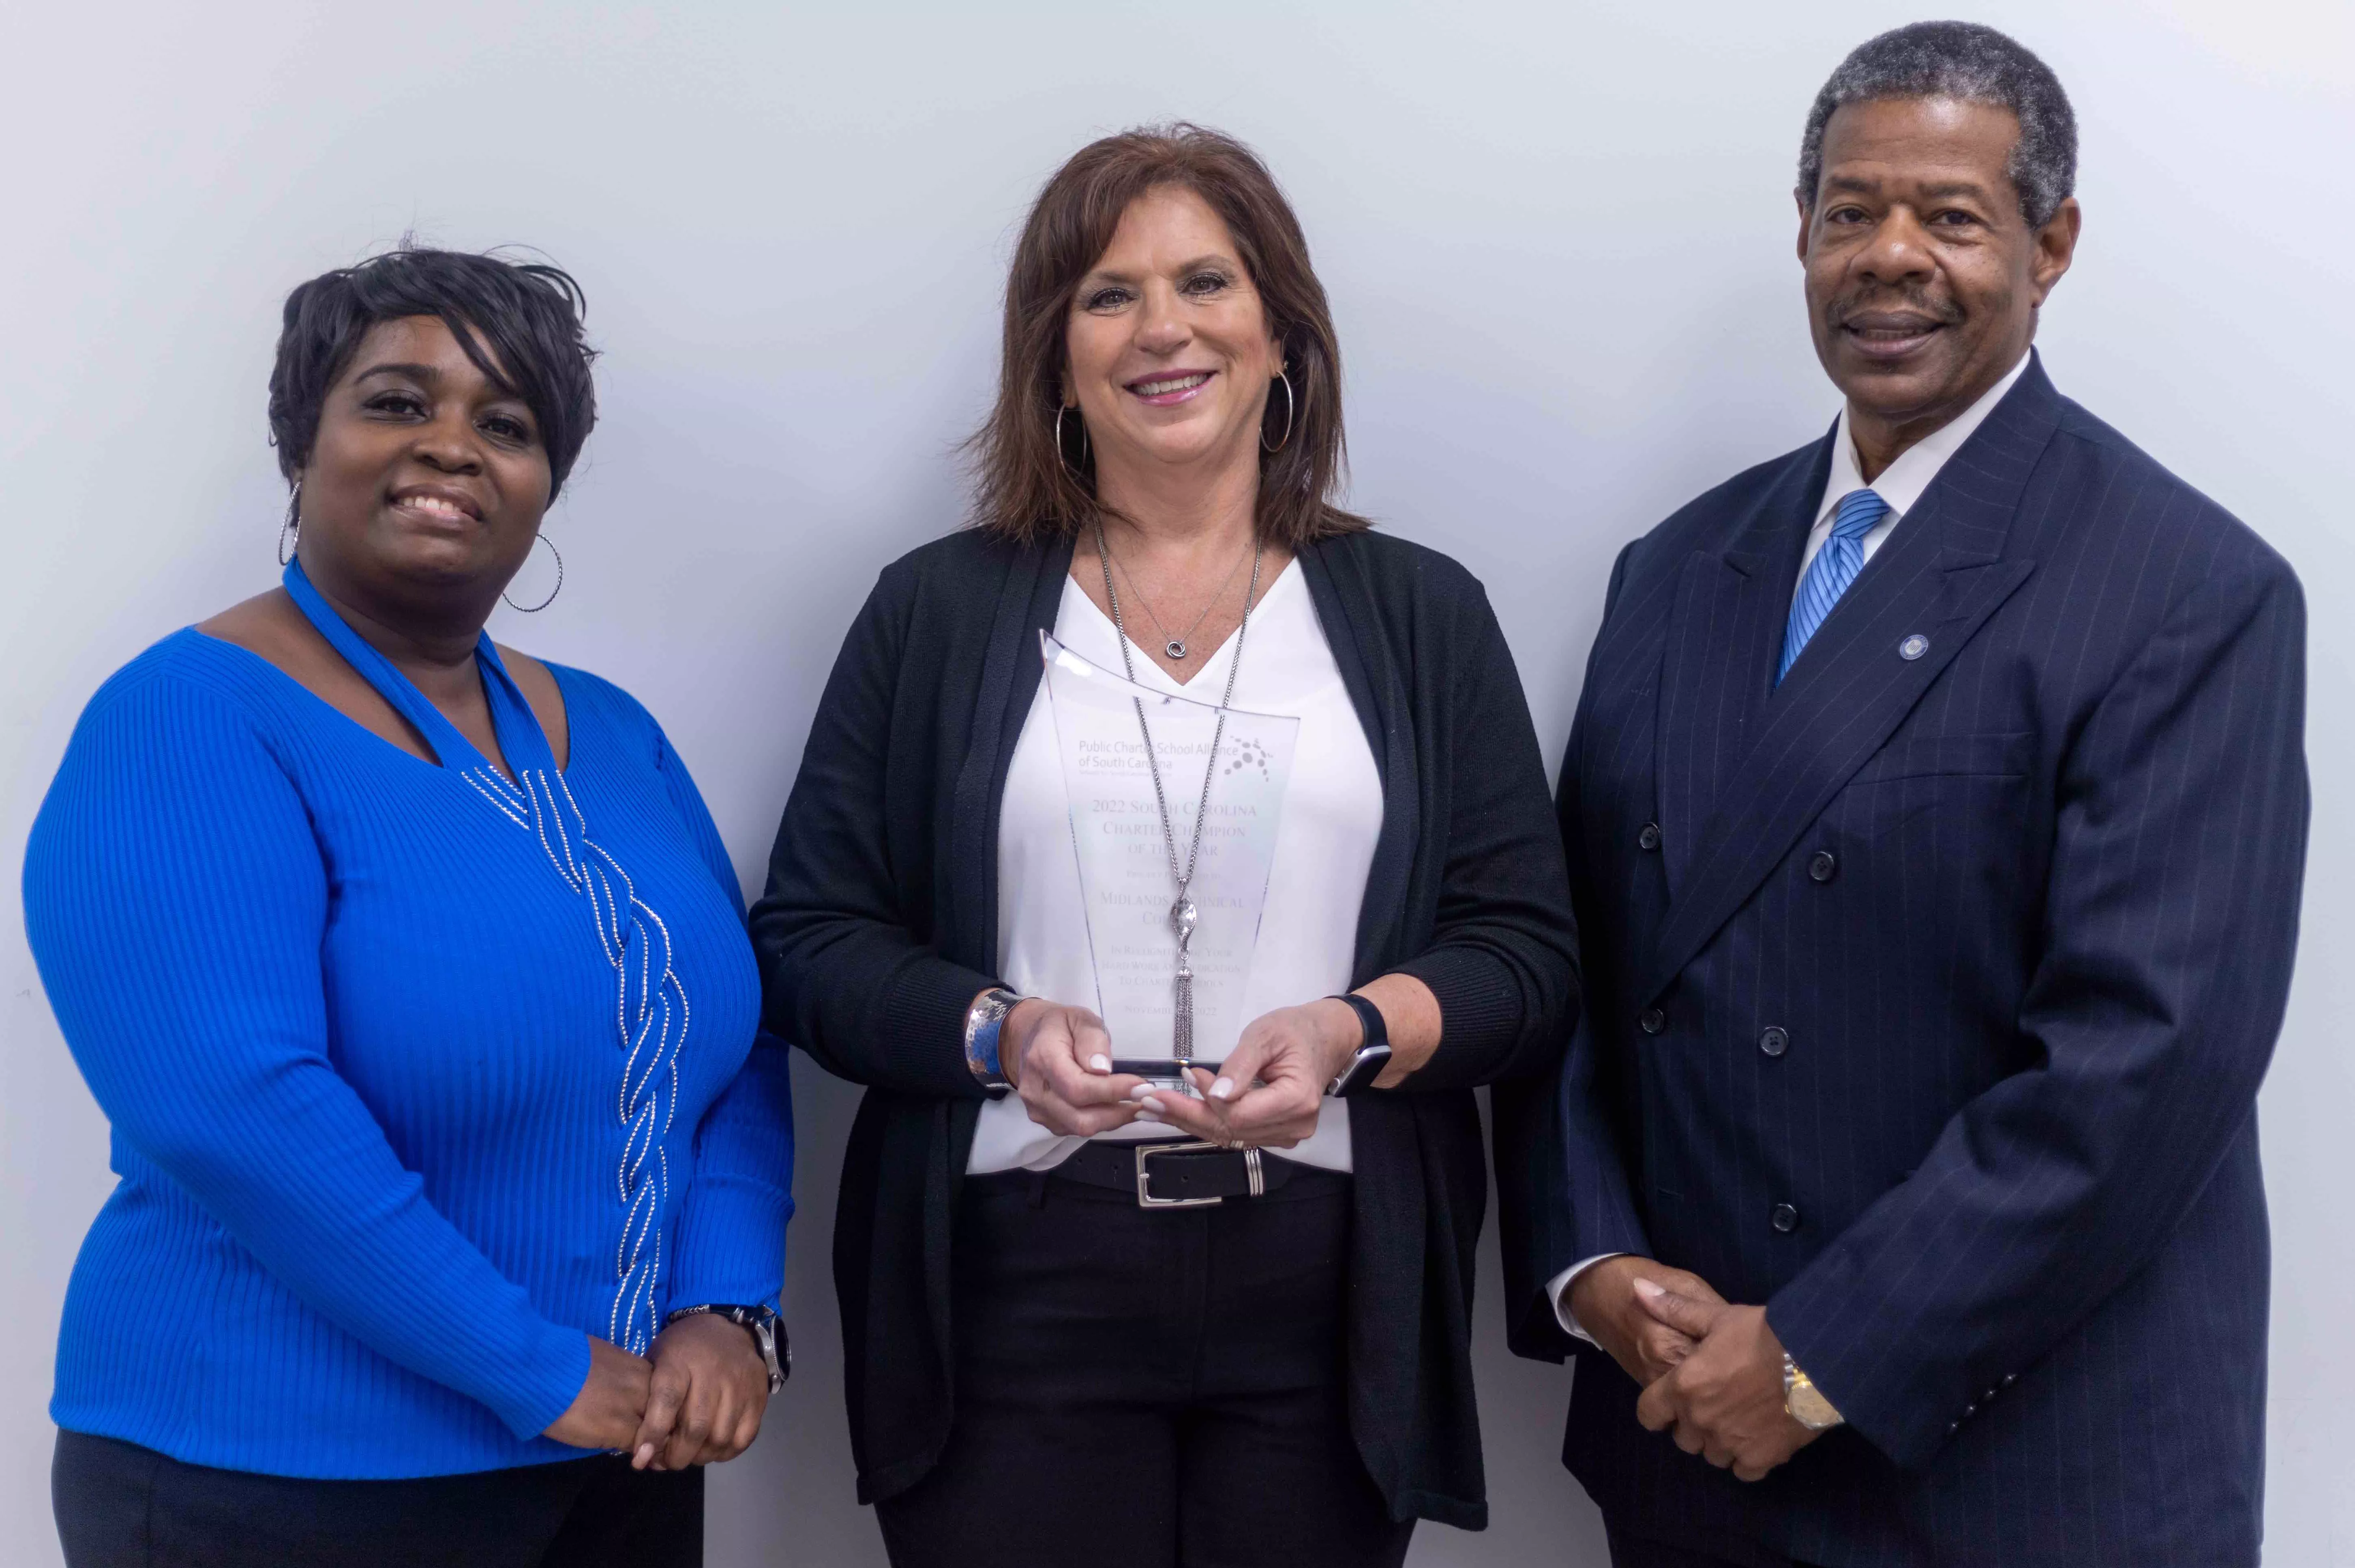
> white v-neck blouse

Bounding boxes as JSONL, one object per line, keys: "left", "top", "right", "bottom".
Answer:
{"left": 967, "top": 562, "right": 1384, "bottom": 1175}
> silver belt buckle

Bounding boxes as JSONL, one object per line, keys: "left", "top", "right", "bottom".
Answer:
{"left": 1135, "top": 1140, "right": 1226, "bottom": 1208}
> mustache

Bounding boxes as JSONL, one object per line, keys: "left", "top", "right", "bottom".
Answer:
{"left": 1828, "top": 287, "right": 1965, "bottom": 327}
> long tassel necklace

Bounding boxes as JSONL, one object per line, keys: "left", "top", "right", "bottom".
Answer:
{"left": 1095, "top": 521, "right": 1265, "bottom": 1062}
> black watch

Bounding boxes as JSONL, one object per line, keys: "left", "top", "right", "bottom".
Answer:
{"left": 665, "top": 1304, "right": 789, "bottom": 1391}
{"left": 1324, "top": 993, "right": 1393, "bottom": 1097}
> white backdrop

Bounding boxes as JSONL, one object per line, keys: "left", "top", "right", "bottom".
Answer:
{"left": 4, "top": 2, "right": 2349, "bottom": 1563}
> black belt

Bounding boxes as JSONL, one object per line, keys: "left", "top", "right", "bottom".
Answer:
{"left": 1052, "top": 1138, "right": 1303, "bottom": 1208}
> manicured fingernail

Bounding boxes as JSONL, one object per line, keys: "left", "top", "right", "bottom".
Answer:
{"left": 1136, "top": 1107, "right": 1162, "bottom": 1122}
{"left": 1210, "top": 1077, "right": 1234, "bottom": 1100}
{"left": 636, "top": 1444, "right": 655, "bottom": 1465}
{"left": 1633, "top": 1279, "right": 1664, "bottom": 1300}
{"left": 1089, "top": 1054, "right": 1110, "bottom": 1073}
{"left": 1138, "top": 1096, "right": 1163, "bottom": 1112}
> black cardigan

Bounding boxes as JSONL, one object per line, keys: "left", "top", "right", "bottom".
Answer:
{"left": 750, "top": 526, "right": 1578, "bottom": 1528}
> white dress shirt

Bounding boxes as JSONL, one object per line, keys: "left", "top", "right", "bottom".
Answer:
{"left": 1545, "top": 350, "right": 2031, "bottom": 1342}
{"left": 1790, "top": 350, "right": 2032, "bottom": 605}
{"left": 967, "top": 562, "right": 1384, "bottom": 1176}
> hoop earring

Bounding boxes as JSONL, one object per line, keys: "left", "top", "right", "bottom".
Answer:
{"left": 277, "top": 485, "right": 301, "bottom": 566}
{"left": 1260, "top": 371, "right": 1295, "bottom": 454}
{"left": 1055, "top": 403, "right": 1090, "bottom": 469}
{"left": 501, "top": 534, "right": 564, "bottom": 613}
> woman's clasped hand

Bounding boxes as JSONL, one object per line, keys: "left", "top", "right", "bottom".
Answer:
{"left": 997, "top": 998, "right": 1135, "bottom": 1137}
{"left": 1146, "top": 998, "right": 1365, "bottom": 1150}
{"left": 542, "top": 1322, "right": 772, "bottom": 1470}
{"left": 1000, "top": 993, "right": 1383, "bottom": 1149}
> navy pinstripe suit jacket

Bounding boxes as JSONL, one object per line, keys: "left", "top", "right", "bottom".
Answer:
{"left": 1495, "top": 355, "right": 2308, "bottom": 1567}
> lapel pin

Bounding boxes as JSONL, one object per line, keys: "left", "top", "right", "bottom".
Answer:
{"left": 1899, "top": 634, "right": 1930, "bottom": 661}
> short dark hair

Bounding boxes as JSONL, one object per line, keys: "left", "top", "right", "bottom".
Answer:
{"left": 1798, "top": 21, "right": 2078, "bottom": 227}
{"left": 967, "top": 122, "right": 1365, "bottom": 548}
{"left": 268, "top": 247, "right": 600, "bottom": 498}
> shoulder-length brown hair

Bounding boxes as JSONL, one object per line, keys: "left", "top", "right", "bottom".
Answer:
{"left": 967, "top": 123, "right": 1367, "bottom": 548}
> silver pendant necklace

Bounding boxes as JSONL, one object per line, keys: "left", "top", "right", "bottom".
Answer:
{"left": 1095, "top": 522, "right": 1264, "bottom": 1061}
{"left": 1102, "top": 534, "right": 1250, "bottom": 661}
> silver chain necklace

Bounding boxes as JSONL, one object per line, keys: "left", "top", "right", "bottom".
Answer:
{"left": 1095, "top": 521, "right": 1265, "bottom": 1062}
{"left": 1103, "top": 534, "right": 1250, "bottom": 660}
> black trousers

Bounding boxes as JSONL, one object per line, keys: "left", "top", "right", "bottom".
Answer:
{"left": 876, "top": 1159, "right": 1413, "bottom": 1568}
{"left": 53, "top": 1430, "right": 701, "bottom": 1568}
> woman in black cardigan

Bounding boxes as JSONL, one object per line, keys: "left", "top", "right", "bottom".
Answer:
{"left": 752, "top": 124, "right": 1576, "bottom": 1566}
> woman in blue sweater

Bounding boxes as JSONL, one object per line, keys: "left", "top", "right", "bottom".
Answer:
{"left": 24, "top": 248, "right": 793, "bottom": 1567}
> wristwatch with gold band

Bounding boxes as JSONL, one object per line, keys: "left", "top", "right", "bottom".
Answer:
{"left": 1783, "top": 1354, "right": 1844, "bottom": 1431}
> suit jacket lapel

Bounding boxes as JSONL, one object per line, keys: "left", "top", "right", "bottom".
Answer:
{"left": 1639, "top": 358, "right": 2063, "bottom": 1005}
{"left": 1650, "top": 435, "right": 1830, "bottom": 897}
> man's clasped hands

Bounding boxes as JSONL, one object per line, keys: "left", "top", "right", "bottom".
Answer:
{"left": 540, "top": 1315, "right": 772, "bottom": 1471}
{"left": 1567, "top": 1257, "right": 1825, "bottom": 1483}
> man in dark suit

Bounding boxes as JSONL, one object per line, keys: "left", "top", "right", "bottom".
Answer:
{"left": 1496, "top": 21, "right": 2308, "bottom": 1568}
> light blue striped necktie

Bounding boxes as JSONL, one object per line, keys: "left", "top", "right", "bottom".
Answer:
{"left": 1779, "top": 487, "right": 1891, "bottom": 681}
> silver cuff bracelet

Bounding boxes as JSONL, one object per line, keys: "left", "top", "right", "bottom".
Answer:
{"left": 963, "top": 987, "right": 1021, "bottom": 1095}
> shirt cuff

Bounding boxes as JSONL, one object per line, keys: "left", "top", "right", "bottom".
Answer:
{"left": 1546, "top": 1253, "right": 1629, "bottom": 1344}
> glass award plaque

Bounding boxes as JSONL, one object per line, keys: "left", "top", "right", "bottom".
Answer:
{"left": 1040, "top": 631, "right": 1298, "bottom": 1072}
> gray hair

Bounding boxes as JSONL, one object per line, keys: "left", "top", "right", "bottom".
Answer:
{"left": 1797, "top": 21, "right": 2077, "bottom": 227}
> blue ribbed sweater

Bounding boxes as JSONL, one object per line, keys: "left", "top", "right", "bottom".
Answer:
{"left": 23, "top": 604, "right": 793, "bottom": 1479}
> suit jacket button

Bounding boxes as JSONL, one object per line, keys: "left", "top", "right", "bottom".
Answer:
{"left": 1770, "top": 1202, "right": 1800, "bottom": 1233}
{"left": 1639, "top": 1007, "right": 1666, "bottom": 1035}
{"left": 1639, "top": 821, "right": 1663, "bottom": 852}
{"left": 1808, "top": 849, "right": 1839, "bottom": 883}
{"left": 1759, "top": 1026, "right": 1789, "bottom": 1058}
